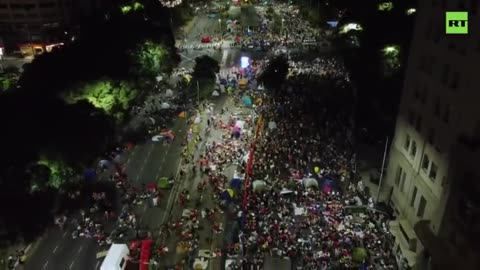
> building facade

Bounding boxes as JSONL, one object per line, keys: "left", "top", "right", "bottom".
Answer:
{"left": 381, "top": 1, "right": 480, "bottom": 269}
{"left": 0, "top": 0, "right": 110, "bottom": 39}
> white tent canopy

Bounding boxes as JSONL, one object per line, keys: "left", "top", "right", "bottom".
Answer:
{"left": 212, "top": 90, "right": 220, "bottom": 97}
{"left": 268, "top": 121, "right": 277, "bottom": 130}
{"left": 303, "top": 178, "right": 319, "bottom": 188}
{"left": 194, "top": 116, "right": 201, "bottom": 124}
{"left": 100, "top": 244, "right": 129, "bottom": 270}
{"left": 252, "top": 180, "right": 267, "bottom": 192}
{"left": 160, "top": 102, "right": 170, "bottom": 109}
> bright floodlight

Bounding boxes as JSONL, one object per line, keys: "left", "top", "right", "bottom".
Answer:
{"left": 340, "top": 23, "right": 362, "bottom": 34}
{"left": 241, "top": 56, "right": 249, "bottom": 68}
{"left": 159, "top": 0, "right": 182, "bottom": 8}
{"left": 383, "top": 46, "right": 397, "bottom": 53}
{"left": 406, "top": 8, "right": 416, "bottom": 15}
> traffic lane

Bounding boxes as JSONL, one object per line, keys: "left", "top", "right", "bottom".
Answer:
{"left": 71, "top": 240, "right": 98, "bottom": 270}
{"left": 23, "top": 230, "right": 66, "bottom": 270}
{"left": 124, "top": 143, "right": 151, "bottom": 182}
{"left": 138, "top": 118, "right": 187, "bottom": 185}
{"left": 43, "top": 237, "right": 91, "bottom": 270}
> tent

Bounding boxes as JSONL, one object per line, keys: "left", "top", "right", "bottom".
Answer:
{"left": 242, "top": 96, "right": 252, "bottom": 107}
{"left": 220, "top": 189, "right": 235, "bottom": 200}
{"left": 239, "top": 79, "right": 248, "bottom": 88}
{"left": 194, "top": 116, "right": 201, "bottom": 124}
{"left": 230, "top": 178, "right": 242, "bottom": 188}
{"left": 252, "top": 180, "right": 266, "bottom": 192}
{"left": 268, "top": 121, "right": 277, "bottom": 130}
{"left": 303, "top": 178, "right": 319, "bottom": 188}
{"left": 160, "top": 102, "right": 170, "bottom": 109}
{"left": 165, "top": 89, "right": 174, "bottom": 97}
{"left": 158, "top": 177, "right": 170, "bottom": 189}
{"left": 100, "top": 244, "right": 129, "bottom": 270}
{"left": 212, "top": 90, "right": 220, "bottom": 97}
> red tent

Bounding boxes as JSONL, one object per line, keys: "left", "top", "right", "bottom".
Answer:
{"left": 139, "top": 239, "right": 153, "bottom": 270}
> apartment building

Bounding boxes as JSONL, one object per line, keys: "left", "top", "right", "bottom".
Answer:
{"left": 380, "top": 1, "right": 480, "bottom": 269}
{"left": 0, "top": 0, "right": 110, "bottom": 38}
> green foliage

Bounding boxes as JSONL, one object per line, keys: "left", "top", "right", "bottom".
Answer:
{"left": 121, "top": 1, "right": 144, "bottom": 14}
{"left": 382, "top": 45, "right": 401, "bottom": 76}
{"left": 0, "top": 67, "right": 19, "bottom": 92}
{"left": 130, "top": 40, "right": 171, "bottom": 79}
{"left": 31, "top": 158, "right": 75, "bottom": 191}
{"left": 65, "top": 80, "right": 138, "bottom": 117}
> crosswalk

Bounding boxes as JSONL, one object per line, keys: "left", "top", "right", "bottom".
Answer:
{"left": 178, "top": 41, "right": 234, "bottom": 50}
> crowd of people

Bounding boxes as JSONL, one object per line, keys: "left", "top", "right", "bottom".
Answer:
{"left": 236, "top": 4, "right": 328, "bottom": 51}
{"left": 227, "top": 55, "right": 398, "bottom": 270}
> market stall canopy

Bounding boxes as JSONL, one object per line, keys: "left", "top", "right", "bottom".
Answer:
{"left": 165, "top": 89, "right": 174, "bottom": 97}
{"left": 268, "top": 121, "right": 277, "bottom": 130}
{"left": 303, "top": 178, "right": 319, "bottom": 188}
{"left": 242, "top": 95, "right": 252, "bottom": 107}
{"left": 160, "top": 102, "right": 170, "bottom": 109}
{"left": 252, "top": 180, "right": 267, "bottom": 192}
{"left": 158, "top": 177, "right": 170, "bottom": 189}
{"left": 194, "top": 116, "right": 201, "bottom": 124}
{"left": 212, "top": 90, "right": 220, "bottom": 97}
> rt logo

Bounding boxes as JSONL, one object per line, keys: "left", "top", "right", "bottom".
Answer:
{"left": 446, "top": 11, "right": 468, "bottom": 34}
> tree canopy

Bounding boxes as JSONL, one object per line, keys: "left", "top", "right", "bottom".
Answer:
{"left": 258, "top": 55, "right": 289, "bottom": 91}
{"left": 193, "top": 55, "right": 220, "bottom": 80}
{"left": 130, "top": 40, "right": 172, "bottom": 79}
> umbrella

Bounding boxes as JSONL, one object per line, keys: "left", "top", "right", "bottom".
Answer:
{"left": 194, "top": 116, "right": 201, "bottom": 124}
{"left": 242, "top": 96, "right": 252, "bottom": 107}
{"left": 220, "top": 189, "right": 234, "bottom": 200}
{"left": 212, "top": 90, "right": 220, "bottom": 97}
{"left": 158, "top": 177, "right": 170, "bottom": 189}
{"left": 280, "top": 188, "right": 294, "bottom": 195}
{"left": 230, "top": 178, "right": 242, "bottom": 188}
{"left": 165, "top": 89, "right": 174, "bottom": 97}
{"left": 303, "top": 178, "right": 319, "bottom": 188}
{"left": 352, "top": 248, "right": 368, "bottom": 263}
{"left": 268, "top": 121, "right": 277, "bottom": 130}
{"left": 160, "top": 102, "right": 170, "bottom": 109}
{"left": 252, "top": 180, "right": 266, "bottom": 192}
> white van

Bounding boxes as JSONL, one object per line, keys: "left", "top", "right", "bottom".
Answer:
{"left": 100, "top": 244, "right": 129, "bottom": 270}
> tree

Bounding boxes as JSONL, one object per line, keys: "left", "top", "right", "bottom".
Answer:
{"left": 64, "top": 80, "right": 138, "bottom": 120}
{"left": 28, "top": 159, "right": 75, "bottom": 192}
{"left": 193, "top": 56, "right": 219, "bottom": 80}
{"left": 130, "top": 40, "right": 171, "bottom": 79}
{"left": 258, "top": 56, "right": 289, "bottom": 91}
{"left": 0, "top": 66, "right": 20, "bottom": 92}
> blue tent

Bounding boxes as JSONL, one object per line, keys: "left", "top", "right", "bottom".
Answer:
{"left": 242, "top": 96, "right": 252, "bottom": 107}
{"left": 230, "top": 178, "right": 242, "bottom": 188}
{"left": 85, "top": 168, "right": 96, "bottom": 182}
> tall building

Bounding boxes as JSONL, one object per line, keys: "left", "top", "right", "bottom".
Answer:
{"left": 0, "top": 0, "right": 111, "bottom": 39}
{"left": 380, "top": 1, "right": 480, "bottom": 269}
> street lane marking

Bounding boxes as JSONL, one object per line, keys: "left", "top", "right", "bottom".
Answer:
{"left": 78, "top": 246, "right": 83, "bottom": 253}
{"left": 63, "top": 231, "right": 67, "bottom": 238}
{"left": 96, "top": 261, "right": 101, "bottom": 269}
{"left": 69, "top": 260, "right": 75, "bottom": 269}
{"left": 53, "top": 245, "right": 58, "bottom": 254}
{"left": 43, "top": 261, "right": 49, "bottom": 269}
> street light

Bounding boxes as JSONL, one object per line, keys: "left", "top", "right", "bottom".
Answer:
{"left": 218, "top": 18, "right": 222, "bottom": 29}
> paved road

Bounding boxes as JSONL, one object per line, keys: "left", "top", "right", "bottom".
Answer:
{"left": 23, "top": 117, "right": 188, "bottom": 270}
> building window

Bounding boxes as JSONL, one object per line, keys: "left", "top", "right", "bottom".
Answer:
{"left": 395, "top": 166, "right": 403, "bottom": 186}
{"left": 441, "top": 64, "right": 450, "bottom": 84}
{"left": 404, "top": 134, "right": 411, "bottom": 151}
{"left": 450, "top": 72, "right": 459, "bottom": 90}
{"left": 415, "top": 115, "right": 422, "bottom": 132}
{"left": 400, "top": 171, "right": 407, "bottom": 193}
{"left": 408, "top": 110, "right": 416, "bottom": 125}
{"left": 411, "top": 186, "right": 418, "bottom": 207}
{"left": 422, "top": 154, "right": 430, "bottom": 171}
{"left": 443, "top": 105, "right": 450, "bottom": 123}
{"left": 410, "top": 141, "right": 417, "bottom": 158}
{"left": 417, "top": 196, "right": 427, "bottom": 218}
{"left": 429, "top": 163, "right": 438, "bottom": 181}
